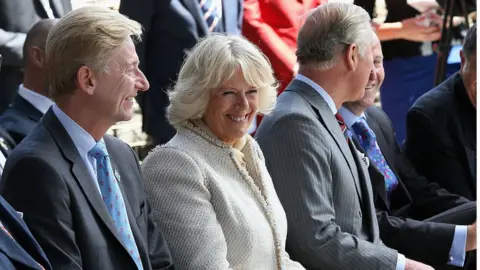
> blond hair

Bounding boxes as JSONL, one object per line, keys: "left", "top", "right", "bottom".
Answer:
{"left": 46, "top": 6, "right": 142, "bottom": 100}
{"left": 167, "top": 34, "right": 278, "bottom": 128}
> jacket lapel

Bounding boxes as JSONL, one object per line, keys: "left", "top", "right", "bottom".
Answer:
{"left": 0, "top": 198, "right": 47, "bottom": 269}
{"left": 180, "top": 0, "right": 209, "bottom": 36}
{"left": 351, "top": 135, "right": 389, "bottom": 210}
{"left": 41, "top": 110, "right": 127, "bottom": 250}
{"left": 287, "top": 80, "right": 364, "bottom": 205}
{"left": 13, "top": 95, "right": 44, "bottom": 123}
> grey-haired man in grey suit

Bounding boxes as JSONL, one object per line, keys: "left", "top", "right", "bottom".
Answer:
{"left": 256, "top": 2, "right": 433, "bottom": 270}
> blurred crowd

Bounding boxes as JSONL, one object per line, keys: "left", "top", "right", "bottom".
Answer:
{"left": 0, "top": 0, "right": 476, "bottom": 270}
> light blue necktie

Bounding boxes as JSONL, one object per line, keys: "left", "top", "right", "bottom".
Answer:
{"left": 89, "top": 141, "right": 143, "bottom": 270}
{"left": 352, "top": 118, "right": 398, "bottom": 195}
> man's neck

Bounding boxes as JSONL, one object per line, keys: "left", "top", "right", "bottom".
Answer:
{"left": 57, "top": 101, "right": 111, "bottom": 141}
{"left": 343, "top": 103, "right": 365, "bottom": 116}
{"left": 23, "top": 75, "right": 48, "bottom": 98}
{"left": 298, "top": 69, "right": 349, "bottom": 110}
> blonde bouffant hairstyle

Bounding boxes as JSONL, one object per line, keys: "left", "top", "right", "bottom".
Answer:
{"left": 167, "top": 34, "right": 278, "bottom": 128}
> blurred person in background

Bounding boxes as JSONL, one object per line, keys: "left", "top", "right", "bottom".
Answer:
{"left": 405, "top": 24, "right": 477, "bottom": 201}
{"left": 0, "top": 0, "right": 71, "bottom": 114}
{"left": 119, "top": 0, "right": 243, "bottom": 148}
{"left": 142, "top": 34, "right": 305, "bottom": 270}
{"left": 354, "top": 0, "right": 443, "bottom": 144}
{"left": 0, "top": 19, "right": 57, "bottom": 145}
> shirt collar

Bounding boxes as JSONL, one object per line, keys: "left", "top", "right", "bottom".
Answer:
{"left": 17, "top": 84, "right": 54, "bottom": 114}
{"left": 295, "top": 74, "right": 337, "bottom": 114}
{"left": 52, "top": 104, "right": 97, "bottom": 157}
{"left": 338, "top": 107, "right": 366, "bottom": 129}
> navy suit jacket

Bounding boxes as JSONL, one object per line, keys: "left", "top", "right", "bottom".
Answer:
{"left": 119, "top": 0, "right": 243, "bottom": 144}
{"left": 0, "top": 109, "right": 173, "bottom": 269}
{"left": 0, "top": 196, "right": 51, "bottom": 270}
{"left": 405, "top": 73, "right": 476, "bottom": 200}
{"left": 0, "top": 95, "right": 44, "bottom": 145}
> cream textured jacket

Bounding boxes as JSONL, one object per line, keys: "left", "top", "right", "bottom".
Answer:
{"left": 141, "top": 121, "right": 304, "bottom": 270}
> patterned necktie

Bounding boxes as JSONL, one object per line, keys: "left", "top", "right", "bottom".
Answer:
{"left": 0, "top": 221, "right": 45, "bottom": 270}
{"left": 198, "top": 0, "right": 221, "bottom": 32}
{"left": 89, "top": 141, "right": 143, "bottom": 270}
{"left": 352, "top": 118, "right": 398, "bottom": 194}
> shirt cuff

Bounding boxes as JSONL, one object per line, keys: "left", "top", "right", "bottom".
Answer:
{"left": 448, "top": 225, "right": 468, "bottom": 267}
{"left": 396, "top": 253, "right": 406, "bottom": 270}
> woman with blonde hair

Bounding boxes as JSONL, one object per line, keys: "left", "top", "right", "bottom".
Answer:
{"left": 141, "top": 34, "right": 304, "bottom": 269}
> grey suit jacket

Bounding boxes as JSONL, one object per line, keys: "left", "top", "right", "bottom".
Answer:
{"left": 255, "top": 79, "right": 398, "bottom": 269}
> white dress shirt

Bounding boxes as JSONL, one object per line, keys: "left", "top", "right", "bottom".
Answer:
{"left": 52, "top": 105, "right": 101, "bottom": 194}
{"left": 17, "top": 85, "right": 54, "bottom": 114}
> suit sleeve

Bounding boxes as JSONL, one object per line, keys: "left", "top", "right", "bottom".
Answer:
{"left": 257, "top": 113, "right": 398, "bottom": 270}
{"left": 128, "top": 146, "right": 174, "bottom": 270}
{"left": 142, "top": 147, "right": 232, "bottom": 270}
{"left": 0, "top": 29, "right": 26, "bottom": 67}
{"left": 376, "top": 108, "right": 470, "bottom": 218}
{"left": 376, "top": 211, "right": 455, "bottom": 266}
{"left": 0, "top": 155, "right": 82, "bottom": 269}
{"left": 404, "top": 108, "right": 474, "bottom": 200}
{"left": 242, "top": 0, "right": 297, "bottom": 86}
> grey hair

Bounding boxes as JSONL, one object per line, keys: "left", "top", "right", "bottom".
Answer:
{"left": 167, "top": 34, "right": 278, "bottom": 128}
{"left": 296, "top": 2, "right": 375, "bottom": 70}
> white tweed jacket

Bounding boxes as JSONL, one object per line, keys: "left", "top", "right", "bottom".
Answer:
{"left": 141, "top": 121, "right": 304, "bottom": 270}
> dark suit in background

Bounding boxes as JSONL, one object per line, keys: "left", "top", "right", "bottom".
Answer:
{"left": 0, "top": 196, "right": 51, "bottom": 270}
{"left": 119, "top": 0, "right": 243, "bottom": 146}
{"left": 0, "top": 0, "right": 71, "bottom": 113}
{"left": 0, "top": 95, "right": 43, "bottom": 145}
{"left": 405, "top": 73, "right": 476, "bottom": 200}
{"left": 350, "top": 106, "right": 476, "bottom": 268}
{"left": 0, "top": 127, "right": 14, "bottom": 160}
{"left": 0, "top": 109, "right": 173, "bottom": 269}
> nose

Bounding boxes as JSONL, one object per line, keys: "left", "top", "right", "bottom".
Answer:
{"left": 136, "top": 69, "right": 150, "bottom": 92}
{"left": 235, "top": 93, "right": 249, "bottom": 111}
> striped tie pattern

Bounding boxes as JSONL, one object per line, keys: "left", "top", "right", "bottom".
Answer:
{"left": 198, "top": 0, "right": 221, "bottom": 32}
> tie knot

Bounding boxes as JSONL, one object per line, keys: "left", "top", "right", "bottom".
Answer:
{"left": 352, "top": 118, "right": 376, "bottom": 144}
{"left": 89, "top": 141, "right": 109, "bottom": 159}
{"left": 335, "top": 113, "right": 346, "bottom": 132}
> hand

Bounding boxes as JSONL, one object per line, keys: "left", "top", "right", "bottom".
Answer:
{"left": 405, "top": 258, "right": 435, "bottom": 270}
{"left": 466, "top": 221, "right": 477, "bottom": 251}
{"left": 398, "top": 15, "right": 442, "bottom": 42}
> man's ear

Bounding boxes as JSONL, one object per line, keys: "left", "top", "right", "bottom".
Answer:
{"left": 29, "top": 46, "right": 45, "bottom": 68}
{"left": 345, "top": 43, "right": 358, "bottom": 72}
{"left": 460, "top": 50, "right": 466, "bottom": 71}
{"left": 75, "top": 66, "right": 96, "bottom": 95}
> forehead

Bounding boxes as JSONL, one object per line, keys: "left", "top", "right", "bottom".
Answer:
{"left": 113, "top": 40, "right": 138, "bottom": 64}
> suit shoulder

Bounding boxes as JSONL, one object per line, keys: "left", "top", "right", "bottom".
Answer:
{"left": 411, "top": 76, "right": 457, "bottom": 117}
